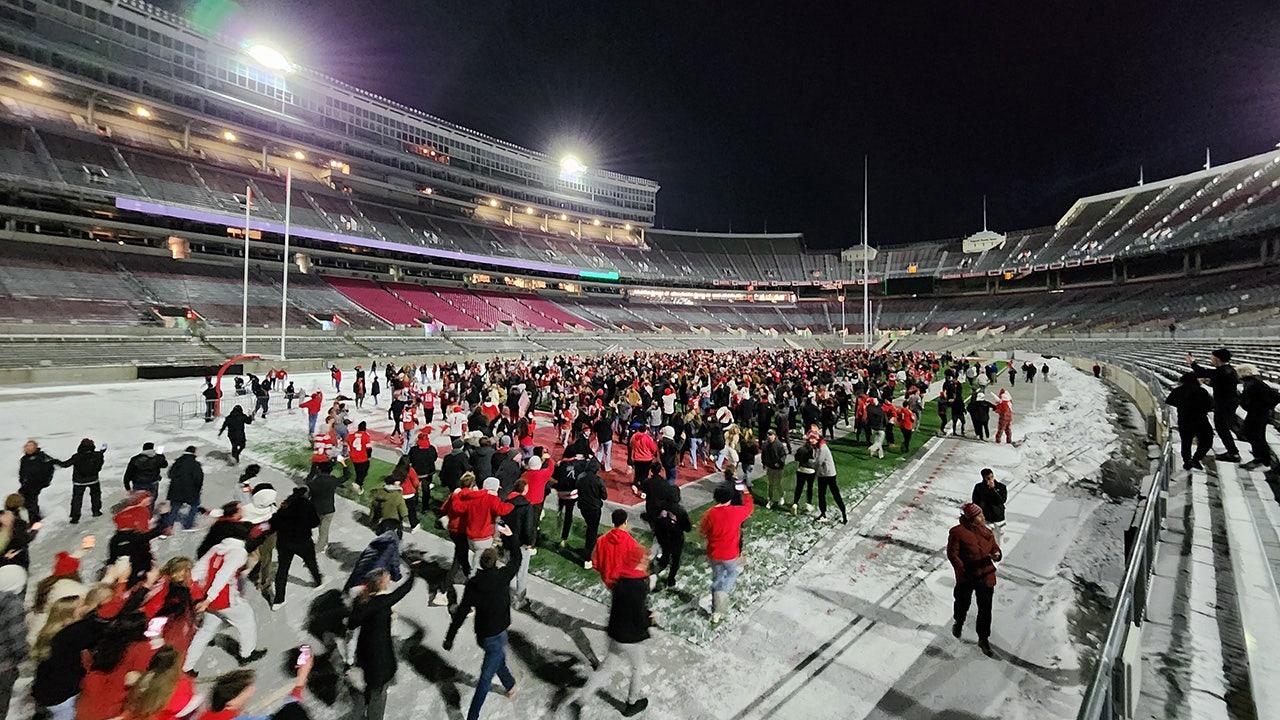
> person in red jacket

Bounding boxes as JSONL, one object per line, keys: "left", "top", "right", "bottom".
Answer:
{"left": 897, "top": 403, "right": 917, "bottom": 453}
{"left": 454, "top": 477, "right": 514, "bottom": 572}
{"left": 347, "top": 421, "right": 372, "bottom": 491}
{"left": 947, "top": 502, "right": 1002, "bottom": 657}
{"left": 628, "top": 430, "right": 657, "bottom": 498}
{"left": 299, "top": 391, "right": 323, "bottom": 436}
{"left": 699, "top": 481, "right": 754, "bottom": 624}
{"left": 520, "top": 454, "right": 554, "bottom": 543}
{"left": 437, "top": 473, "right": 476, "bottom": 607}
{"left": 592, "top": 509, "right": 642, "bottom": 589}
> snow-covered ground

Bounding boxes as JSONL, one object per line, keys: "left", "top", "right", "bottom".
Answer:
{"left": 2, "top": 358, "right": 1131, "bottom": 719}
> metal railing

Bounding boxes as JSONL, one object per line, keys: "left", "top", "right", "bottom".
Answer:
{"left": 1077, "top": 411, "right": 1174, "bottom": 720}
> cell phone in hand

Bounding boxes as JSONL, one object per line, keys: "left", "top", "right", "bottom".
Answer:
{"left": 297, "top": 644, "right": 312, "bottom": 666}
{"left": 156, "top": 445, "right": 165, "bottom": 455}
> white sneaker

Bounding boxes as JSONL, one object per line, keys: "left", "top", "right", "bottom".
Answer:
{"left": 528, "top": 548, "right": 538, "bottom": 556}
{"left": 270, "top": 600, "right": 286, "bottom": 612}
{"left": 765, "top": 501, "right": 773, "bottom": 510}
{"left": 711, "top": 613, "right": 723, "bottom": 624}
{"left": 805, "top": 503, "right": 814, "bottom": 513}
{"left": 583, "top": 561, "right": 593, "bottom": 569}
{"left": 791, "top": 504, "right": 798, "bottom": 516}
{"left": 429, "top": 594, "right": 447, "bottom": 607}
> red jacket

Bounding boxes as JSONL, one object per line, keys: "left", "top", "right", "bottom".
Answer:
{"left": 522, "top": 464, "right": 554, "bottom": 505}
{"left": 77, "top": 641, "right": 157, "bottom": 720}
{"left": 700, "top": 492, "right": 754, "bottom": 561}
{"left": 440, "top": 491, "right": 465, "bottom": 534}
{"left": 400, "top": 467, "right": 420, "bottom": 498}
{"left": 629, "top": 431, "right": 657, "bottom": 463}
{"left": 453, "top": 488, "right": 514, "bottom": 540}
{"left": 299, "top": 393, "right": 323, "bottom": 415}
{"left": 898, "top": 406, "right": 916, "bottom": 431}
{"left": 592, "top": 528, "right": 641, "bottom": 589}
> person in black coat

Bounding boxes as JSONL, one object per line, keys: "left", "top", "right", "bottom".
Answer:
{"left": 1188, "top": 348, "right": 1241, "bottom": 462}
{"left": 439, "top": 441, "right": 471, "bottom": 492}
{"left": 351, "top": 566, "right": 417, "bottom": 720}
{"left": 967, "top": 391, "right": 994, "bottom": 442}
{"left": 18, "top": 440, "right": 59, "bottom": 524}
{"left": 407, "top": 437, "right": 438, "bottom": 491}
{"left": 166, "top": 446, "right": 204, "bottom": 531}
{"left": 123, "top": 442, "right": 168, "bottom": 511}
{"left": 443, "top": 547, "right": 522, "bottom": 720}
{"left": 1166, "top": 372, "right": 1215, "bottom": 470}
{"left": 307, "top": 460, "right": 350, "bottom": 551}
{"left": 971, "top": 468, "right": 1008, "bottom": 529}
{"left": 58, "top": 438, "right": 105, "bottom": 524}
{"left": 651, "top": 482, "right": 691, "bottom": 589}
{"left": 1237, "top": 364, "right": 1279, "bottom": 471}
{"left": 567, "top": 543, "right": 652, "bottom": 716}
{"left": 218, "top": 404, "right": 254, "bottom": 463}
{"left": 576, "top": 459, "right": 608, "bottom": 568}
{"left": 471, "top": 436, "right": 497, "bottom": 481}
{"left": 502, "top": 480, "right": 535, "bottom": 604}
{"left": 270, "top": 487, "right": 323, "bottom": 608}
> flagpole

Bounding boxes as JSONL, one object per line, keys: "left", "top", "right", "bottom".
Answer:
{"left": 862, "top": 156, "right": 870, "bottom": 348}
{"left": 280, "top": 167, "right": 292, "bottom": 360}
{"left": 241, "top": 185, "right": 252, "bottom": 356}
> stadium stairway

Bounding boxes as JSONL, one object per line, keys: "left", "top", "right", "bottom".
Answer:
{"left": 1137, "top": 431, "right": 1280, "bottom": 720}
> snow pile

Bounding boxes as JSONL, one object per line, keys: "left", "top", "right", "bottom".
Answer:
{"left": 1016, "top": 358, "right": 1118, "bottom": 491}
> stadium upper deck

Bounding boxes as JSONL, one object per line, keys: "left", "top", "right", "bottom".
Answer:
{"left": 1, "top": 0, "right": 1279, "bottom": 294}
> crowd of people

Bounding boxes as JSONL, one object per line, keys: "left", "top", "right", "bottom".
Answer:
{"left": 2, "top": 346, "right": 1040, "bottom": 719}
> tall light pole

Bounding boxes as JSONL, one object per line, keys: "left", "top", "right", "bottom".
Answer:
{"left": 279, "top": 167, "right": 292, "bottom": 360}
{"left": 863, "top": 156, "right": 871, "bottom": 348}
{"left": 241, "top": 185, "right": 253, "bottom": 356}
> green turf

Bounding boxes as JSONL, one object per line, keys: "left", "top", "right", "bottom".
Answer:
{"left": 261, "top": 380, "right": 990, "bottom": 643}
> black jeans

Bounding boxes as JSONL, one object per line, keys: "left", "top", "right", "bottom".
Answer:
{"left": 229, "top": 436, "right": 246, "bottom": 461}
{"left": 1212, "top": 407, "right": 1240, "bottom": 455}
{"left": 70, "top": 482, "right": 101, "bottom": 522}
{"left": 275, "top": 541, "right": 322, "bottom": 603}
{"left": 353, "top": 460, "right": 371, "bottom": 488}
{"left": 18, "top": 485, "right": 42, "bottom": 523}
{"left": 406, "top": 494, "right": 420, "bottom": 530}
{"left": 632, "top": 461, "right": 651, "bottom": 490}
{"left": 1178, "top": 418, "right": 1214, "bottom": 464}
{"left": 560, "top": 498, "right": 577, "bottom": 541}
{"left": 655, "top": 533, "right": 684, "bottom": 586}
{"left": 793, "top": 472, "right": 815, "bottom": 506}
{"left": 1242, "top": 413, "right": 1273, "bottom": 466}
{"left": 816, "top": 475, "right": 846, "bottom": 521}
{"left": 581, "top": 506, "right": 602, "bottom": 564}
{"left": 954, "top": 580, "right": 994, "bottom": 640}
{"left": 449, "top": 531, "right": 471, "bottom": 583}
{"left": 901, "top": 429, "right": 914, "bottom": 453}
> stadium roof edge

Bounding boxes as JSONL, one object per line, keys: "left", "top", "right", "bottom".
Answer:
{"left": 111, "top": 0, "right": 659, "bottom": 191}
{"left": 645, "top": 229, "right": 804, "bottom": 240}
{"left": 1055, "top": 147, "right": 1280, "bottom": 229}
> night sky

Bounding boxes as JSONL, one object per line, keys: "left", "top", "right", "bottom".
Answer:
{"left": 177, "top": 1, "right": 1280, "bottom": 249}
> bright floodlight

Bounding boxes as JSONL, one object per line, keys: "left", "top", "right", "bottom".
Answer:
{"left": 135, "top": 106, "right": 152, "bottom": 118}
{"left": 561, "top": 155, "right": 587, "bottom": 175}
{"left": 223, "top": 131, "right": 237, "bottom": 142}
{"left": 292, "top": 150, "right": 306, "bottom": 160}
{"left": 246, "top": 44, "right": 293, "bottom": 72}
{"left": 22, "top": 74, "right": 44, "bottom": 88}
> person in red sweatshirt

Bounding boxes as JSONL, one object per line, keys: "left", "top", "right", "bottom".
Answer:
{"left": 699, "top": 481, "right": 754, "bottom": 624}
{"left": 299, "top": 391, "right": 323, "bottom": 436}
{"left": 592, "top": 509, "right": 642, "bottom": 589}
{"left": 455, "top": 477, "right": 514, "bottom": 572}
{"left": 628, "top": 430, "right": 657, "bottom": 498}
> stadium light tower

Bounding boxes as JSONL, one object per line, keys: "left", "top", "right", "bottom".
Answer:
{"left": 245, "top": 43, "right": 294, "bottom": 73}
{"left": 561, "top": 155, "right": 587, "bottom": 176}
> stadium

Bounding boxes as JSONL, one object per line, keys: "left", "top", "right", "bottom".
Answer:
{"left": 0, "top": 1, "right": 1277, "bottom": 719}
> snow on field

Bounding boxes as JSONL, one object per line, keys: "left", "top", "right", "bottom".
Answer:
{"left": 1, "top": 358, "right": 1132, "bottom": 719}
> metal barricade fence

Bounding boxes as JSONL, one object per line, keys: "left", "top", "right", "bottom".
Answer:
{"left": 152, "top": 396, "right": 207, "bottom": 429}
{"left": 1077, "top": 401, "right": 1174, "bottom": 720}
